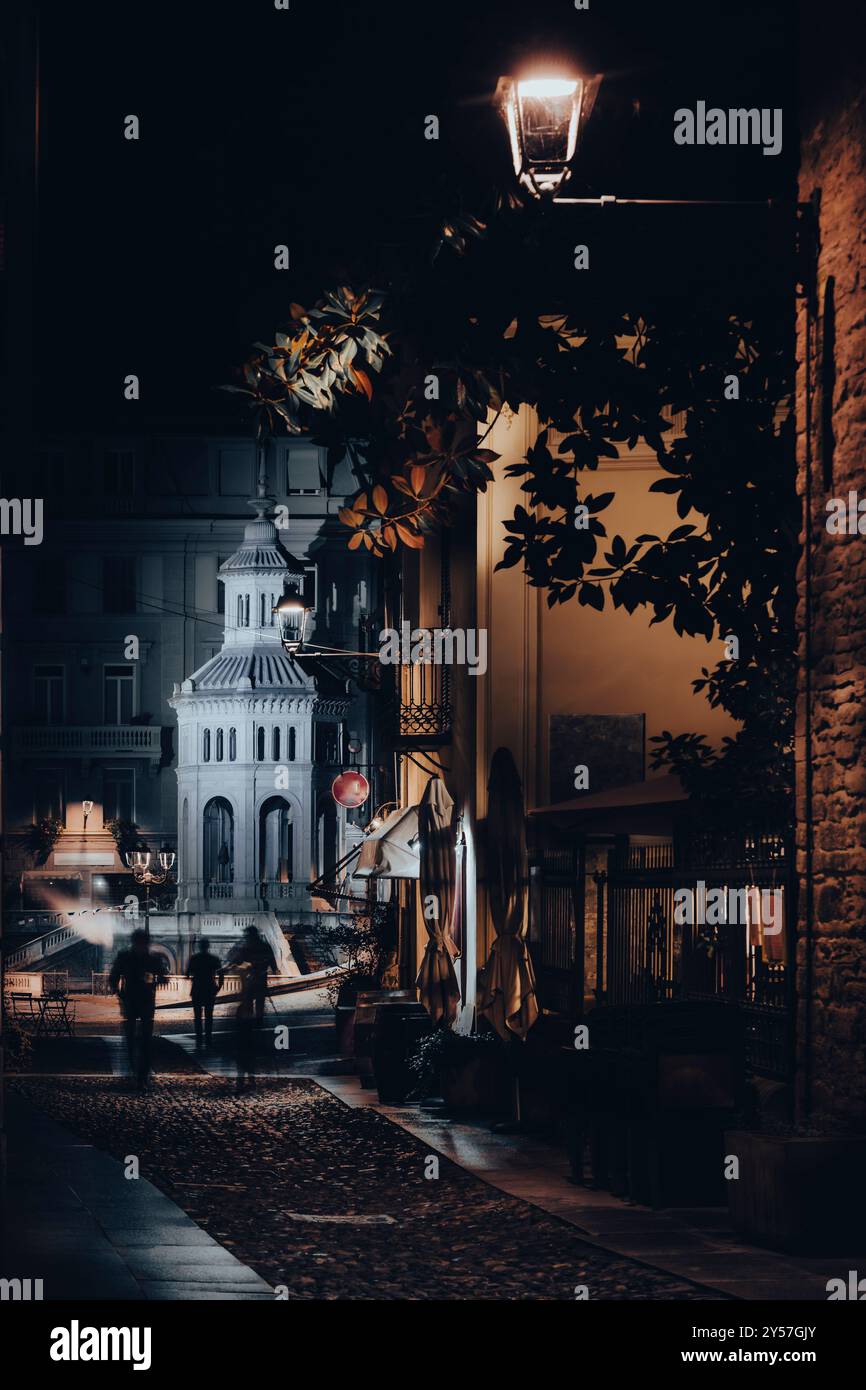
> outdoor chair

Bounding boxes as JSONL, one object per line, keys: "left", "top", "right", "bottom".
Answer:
{"left": 5, "top": 992, "right": 39, "bottom": 1028}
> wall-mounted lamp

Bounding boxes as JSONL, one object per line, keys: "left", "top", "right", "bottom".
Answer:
{"left": 274, "top": 585, "right": 311, "bottom": 655}
{"left": 496, "top": 73, "right": 599, "bottom": 197}
{"left": 274, "top": 588, "right": 380, "bottom": 688}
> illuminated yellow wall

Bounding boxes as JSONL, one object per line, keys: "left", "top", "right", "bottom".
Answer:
{"left": 475, "top": 404, "right": 737, "bottom": 959}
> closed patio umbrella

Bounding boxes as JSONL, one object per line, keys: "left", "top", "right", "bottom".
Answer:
{"left": 415, "top": 776, "right": 461, "bottom": 1026}
{"left": 478, "top": 747, "right": 538, "bottom": 1041}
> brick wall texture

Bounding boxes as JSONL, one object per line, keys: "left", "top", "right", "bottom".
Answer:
{"left": 796, "top": 74, "right": 866, "bottom": 1131}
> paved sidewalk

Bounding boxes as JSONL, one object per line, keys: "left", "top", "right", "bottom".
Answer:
{"left": 159, "top": 1029, "right": 859, "bottom": 1301}
{"left": 1, "top": 1090, "right": 274, "bottom": 1300}
{"left": 315, "top": 1075, "right": 863, "bottom": 1302}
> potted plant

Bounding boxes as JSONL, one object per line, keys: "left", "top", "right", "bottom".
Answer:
{"left": 408, "top": 1028, "right": 511, "bottom": 1115}
{"left": 24, "top": 817, "right": 63, "bottom": 866}
{"left": 106, "top": 819, "right": 146, "bottom": 863}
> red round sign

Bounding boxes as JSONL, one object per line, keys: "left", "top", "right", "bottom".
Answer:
{"left": 331, "top": 770, "right": 370, "bottom": 809}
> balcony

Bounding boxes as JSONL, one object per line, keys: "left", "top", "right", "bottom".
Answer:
{"left": 13, "top": 725, "right": 164, "bottom": 767}
{"left": 391, "top": 661, "right": 452, "bottom": 747}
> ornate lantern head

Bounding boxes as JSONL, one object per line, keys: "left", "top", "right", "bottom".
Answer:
{"left": 274, "top": 585, "right": 310, "bottom": 655}
{"left": 496, "top": 73, "right": 595, "bottom": 197}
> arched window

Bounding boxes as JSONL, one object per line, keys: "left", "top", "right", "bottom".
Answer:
{"left": 203, "top": 797, "right": 234, "bottom": 885}
{"left": 256, "top": 726, "right": 266, "bottom": 761}
{"left": 259, "top": 797, "right": 293, "bottom": 884}
{"left": 202, "top": 729, "right": 211, "bottom": 762}
{"left": 288, "top": 727, "right": 296, "bottom": 761}
{"left": 245, "top": 594, "right": 250, "bottom": 627}
{"left": 236, "top": 594, "right": 244, "bottom": 628}
{"left": 260, "top": 592, "right": 266, "bottom": 627}
{"left": 272, "top": 727, "right": 281, "bottom": 761}
{"left": 216, "top": 728, "right": 224, "bottom": 762}
{"left": 229, "top": 727, "right": 237, "bottom": 761}
{"left": 270, "top": 594, "right": 276, "bottom": 626}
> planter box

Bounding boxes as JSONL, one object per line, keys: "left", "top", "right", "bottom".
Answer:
{"left": 725, "top": 1130, "right": 866, "bottom": 1254}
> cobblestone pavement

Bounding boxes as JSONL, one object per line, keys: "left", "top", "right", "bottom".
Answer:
{"left": 13, "top": 1074, "right": 722, "bottom": 1301}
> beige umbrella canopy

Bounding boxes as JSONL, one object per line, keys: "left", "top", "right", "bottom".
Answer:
{"left": 478, "top": 747, "right": 539, "bottom": 1041}
{"left": 415, "top": 776, "right": 461, "bottom": 1027}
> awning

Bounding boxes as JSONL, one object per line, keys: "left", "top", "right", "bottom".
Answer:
{"left": 528, "top": 773, "right": 688, "bottom": 834}
{"left": 354, "top": 805, "right": 420, "bottom": 880}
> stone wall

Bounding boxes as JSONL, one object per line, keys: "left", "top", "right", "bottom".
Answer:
{"left": 796, "top": 34, "right": 866, "bottom": 1130}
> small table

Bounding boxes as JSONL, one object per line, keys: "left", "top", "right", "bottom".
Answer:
{"left": 35, "top": 995, "right": 75, "bottom": 1037}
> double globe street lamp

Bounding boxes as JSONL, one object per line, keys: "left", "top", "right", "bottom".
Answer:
{"left": 124, "top": 847, "right": 176, "bottom": 940}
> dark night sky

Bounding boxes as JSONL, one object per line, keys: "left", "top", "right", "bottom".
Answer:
{"left": 35, "top": 0, "right": 797, "bottom": 430}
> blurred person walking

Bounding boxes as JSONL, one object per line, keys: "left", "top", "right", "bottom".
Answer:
{"left": 233, "top": 963, "right": 258, "bottom": 1095}
{"left": 109, "top": 929, "right": 169, "bottom": 1092}
{"left": 226, "top": 924, "right": 277, "bottom": 1026}
{"left": 187, "top": 937, "right": 224, "bottom": 1050}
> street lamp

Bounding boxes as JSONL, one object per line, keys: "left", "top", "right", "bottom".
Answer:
{"left": 495, "top": 69, "right": 787, "bottom": 211}
{"left": 274, "top": 584, "right": 310, "bottom": 655}
{"left": 496, "top": 74, "right": 592, "bottom": 197}
{"left": 124, "top": 845, "right": 176, "bottom": 941}
{"left": 273, "top": 588, "right": 381, "bottom": 688}
{"left": 82, "top": 799, "right": 93, "bottom": 831}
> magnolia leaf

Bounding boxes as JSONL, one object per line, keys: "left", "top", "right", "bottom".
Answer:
{"left": 410, "top": 465, "right": 426, "bottom": 495}
{"left": 395, "top": 522, "right": 425, "bottom": 549}
{"left": 347, "top": 531, "right": 364, "bottom": 550}
{"left": 352, "top": 368, "right": 373, "bottom": 401}
{"left": 372, "top": 485, "right": 388, "bottom": 514}
{"left": 578, "top": 582, "right": 605, "bottom": 611}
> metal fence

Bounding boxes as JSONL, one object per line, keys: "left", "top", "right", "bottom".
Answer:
{"left": 532, "top": 827, "right": 794, "bottom": 1080}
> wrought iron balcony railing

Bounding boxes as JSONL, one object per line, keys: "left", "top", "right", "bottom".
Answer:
{"left": 393, "top": 660, "right": 452, "bottom": 745}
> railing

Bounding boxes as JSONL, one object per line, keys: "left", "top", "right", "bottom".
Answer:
{"left": 398, "top": 660, "right": 452, "bottom": 739}
{"left": 91, "top": 972, "right": 308, "bottom": 1000}
{"left": 5, "top": 926, "right": 79, "bottom": 969}
{"left": 204, "top": 883, "right": 234, "bottom": 899}
{"left": 259, "top": 880, "right": 296, "bottom": 900}
{"left": 531, "top": 824, "right": 794, "bottom": 1080}
{"left": 13, "top": 725, "right": 163, "bottom": 756}
{"left": 5, "top": 910, "right": 67, "bottom": 935}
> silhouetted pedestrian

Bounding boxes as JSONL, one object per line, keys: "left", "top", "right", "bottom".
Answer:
{"left": 234, "top": 963, "right": 257, "bottom": 1095}
{"left": 109, "top": 929, "right": 169, "bottom": 1091}
{"left": 226, "top": 925, "right": 277, "bottom": 1026}
{"left": 187, "top": 937, "right": 224, "bottom": 1050}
